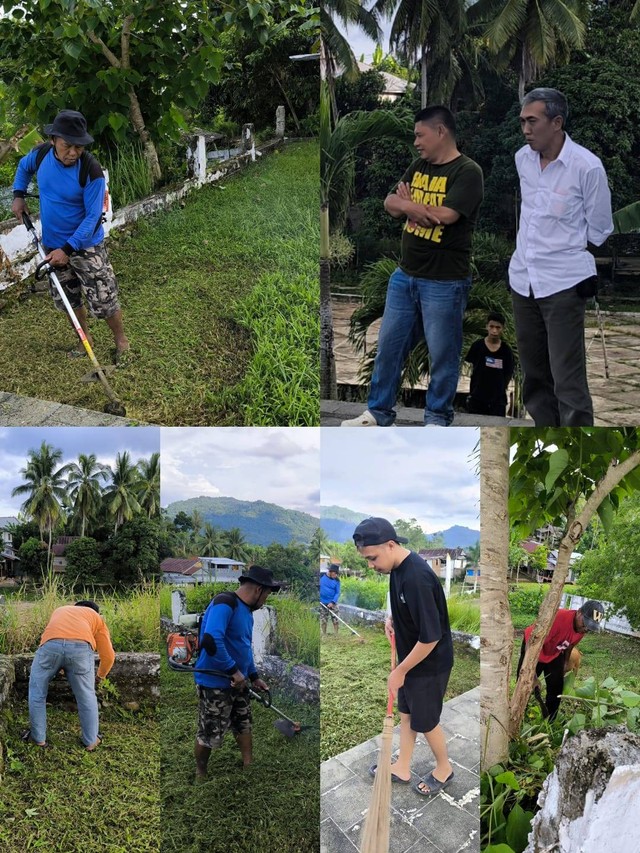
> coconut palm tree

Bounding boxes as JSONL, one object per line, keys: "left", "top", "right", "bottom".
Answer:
{"left": 190, "top": 509, "right": 204, "bottom": 538}
{"left": 374, "top": 0, "right": 467, "bottom": 107}
{"left": 104, "top": 451, "right": 142, "bottom": 532}
{"left": 320, "top": 80, "right": 413, "bottom": 398}
{"left": 198, "top": 522, "right": 228, "bottom": 558}
{"left": 11, "top": 441, "right": 71, "bottom": 571}
{"left": 137, "top": 452, "right": 161, "bottom": 519}
{"left": 66, "top": 453, "right": 109, "bottom": 537}
{"left": 225, "top": 527, "right": 250, "bottom": 562}
{"left": 308, "top": 526, "right": 330, "bottom": 565}
{"left": 468, "top": 0, "right": 588, "bottom": 100}
{"left": 321, "top": 0, "right": 381, "bottom": 105}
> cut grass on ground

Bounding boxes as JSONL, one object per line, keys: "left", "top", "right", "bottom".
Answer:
{"left": 320, "top": 625, "right": 480, "bottom": 760}
{"left": 0, "top": 704, "right": 159, "bottom": 853}
{"left": 0, "top": 141, "right": 319, "bottom": 425}
{"left": 160, "top": 659, "right": 320, "bottom": 853}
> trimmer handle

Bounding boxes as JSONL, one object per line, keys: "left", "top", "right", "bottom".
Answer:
{"left": 22, "top": 212, "right": 35, "bottom": 233}
{"left": 250, "top": 686, "right": 272, "bottom": 708}
{"left": 35, "top": 259, "right": 52, "bottom": 280}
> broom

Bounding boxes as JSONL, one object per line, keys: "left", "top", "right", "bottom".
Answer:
{"left": 360, "top": 635, "right": 396, "bottom": 853}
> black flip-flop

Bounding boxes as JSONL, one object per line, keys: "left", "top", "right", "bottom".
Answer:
{"left": 369, "top": 763, "right": 411, "bottom": 784}
{"left": 414, "top": 770, "right": 454, "bottom": 797}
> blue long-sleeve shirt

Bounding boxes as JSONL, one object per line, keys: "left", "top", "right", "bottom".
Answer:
{"left": 320, "top": 574, "right": 340, "bottom": 605}
{"left": 194, "top": 593, "right": 257, "bottom": 689}
{"left": 13, "top": 146, "right": 105, "bottom": 252}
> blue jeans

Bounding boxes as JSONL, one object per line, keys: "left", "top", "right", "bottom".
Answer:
{"left": 368, "top": 267, "right": 472, "bottom": 425}
{"left": 29, "top": 639, "right": 99, "bottom": 746}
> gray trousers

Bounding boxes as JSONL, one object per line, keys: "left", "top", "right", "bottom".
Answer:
{"left": 511, "top": 285, "right": 593, "bottom": 426}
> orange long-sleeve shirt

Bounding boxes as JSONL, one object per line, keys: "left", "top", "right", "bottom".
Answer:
{"left": 40, "top": 605, "right": 116, "bottom": 679}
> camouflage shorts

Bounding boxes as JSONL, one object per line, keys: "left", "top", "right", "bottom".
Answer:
{"left": 196, "top": 685, "right": 252, "bottom": 748}
{"left": 320, "top": 605, "right": 339, "bottom": 627}
{"left": 44, "top": 242, "right": 120, "bottom": 320}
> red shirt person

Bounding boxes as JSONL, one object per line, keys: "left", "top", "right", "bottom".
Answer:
{"left": 517, "top": 600, "right": 604, "bottom": 720}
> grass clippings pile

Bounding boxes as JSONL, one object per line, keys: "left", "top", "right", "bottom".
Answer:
{"left": 160, "top": 659, "right": 320, "bottom": 853}
{"left": 0, "top": 141, "right": 319, "bottom": 426}
{"left": 0, "top": 703, "right": 159, "bottom": 853}
{"left": 320, "top": 625, "right": 480, "bottom": 760}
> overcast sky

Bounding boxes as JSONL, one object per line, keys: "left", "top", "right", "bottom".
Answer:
{"left": 161, "top": 428, "right": 320, "bottom": 517}
{"left": 0, "top": 427, "right": 160, "bottom": 517}
{"left": 321, "top": 429, "right": 479, "bottom": 534}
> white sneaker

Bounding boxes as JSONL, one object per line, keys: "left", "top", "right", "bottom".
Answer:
{"left": 340, "top": 409, "right": 378, "bottom": 427}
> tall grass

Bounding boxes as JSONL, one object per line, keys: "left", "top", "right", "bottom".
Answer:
{"left": 103, "top": 141, "right": 154, "bottom": 209}
{"left": 270, "top": 596, "right": 319, "bottom": 668}
{"left": 338, "top": 576, "right": 480, "bottom": 634}
{"left": 0, "top": 576, "right": 159, "bottom": 654}
{"left": 161, "top": 585, "right": 319, "bottom": 668}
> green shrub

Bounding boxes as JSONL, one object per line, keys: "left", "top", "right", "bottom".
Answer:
{"left": 339, "top": 576, "right": 387, "bottom": 610}
{"left": 270, "top": 596, "right": 319, "bottom": 668}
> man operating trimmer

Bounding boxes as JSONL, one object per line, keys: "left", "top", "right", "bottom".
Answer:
{"left": 193, "top": 565, "right": 281, "bottom": 777}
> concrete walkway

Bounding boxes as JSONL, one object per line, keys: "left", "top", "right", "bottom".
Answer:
{"left": 0, "top": 391, "right": 141, "bottom": 426}
{"left": 321, "top": 400, "right": 530, "bottom": 427}
{"left": 321, "top": 686, "right": 480, "bottom": 853}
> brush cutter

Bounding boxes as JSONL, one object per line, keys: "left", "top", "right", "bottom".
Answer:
{"left": 22, "top": 212, "right": 127, "bottom": 417}
{"left": 167, "top": 655, "right": 308, "bottom": 739}
{"left": 320, "top": 602, "right": 364, "bottom": 641}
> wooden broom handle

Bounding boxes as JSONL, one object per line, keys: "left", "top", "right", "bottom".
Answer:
{"left": 386, "top": 633, "right": 396, "bottom": 716}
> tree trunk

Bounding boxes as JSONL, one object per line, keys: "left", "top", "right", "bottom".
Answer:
{"left": 320, "top": 203, "right": 337, "bottom": 400}
{"left": 271, "top": 69, "right": 301, "bottom": 134}
{"left": 508, "top": 449, "right": 640, "bottom": 737}
{"left": 480, "top": 427, "right": 512, "bottom": 770}
{"left": 421, "top": 44, "right": 428, "bottom": 109}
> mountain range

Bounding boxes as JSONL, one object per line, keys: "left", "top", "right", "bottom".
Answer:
{"left": 164, "top": 497, "right": 319, "bottom": 546}
{"left": 320, "top": 505, "right": 479, "bottom": 548}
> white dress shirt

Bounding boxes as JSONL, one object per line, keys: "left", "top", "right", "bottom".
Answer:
{"left": 509, "top": 133, "right": 613, "bottom": 298}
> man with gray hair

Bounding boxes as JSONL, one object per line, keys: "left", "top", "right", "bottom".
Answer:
{"left": 509, "top": 88, "right": 613, "bottom": 426}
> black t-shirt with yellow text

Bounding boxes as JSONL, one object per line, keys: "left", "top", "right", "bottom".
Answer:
{"left": 399, "top": 154, "right": 483, "bottom": 280}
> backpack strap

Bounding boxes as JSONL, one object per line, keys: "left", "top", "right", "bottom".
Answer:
{"left": 34, "top": 142, "right": 103, "bottom": 188}
{"left": 211, "top": 591, "right": 239, "bottom": 610}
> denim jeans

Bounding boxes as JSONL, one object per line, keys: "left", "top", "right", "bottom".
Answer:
{"left": 368, "top": 267, "right": 472, "bottom": 425}
{"left": 29, "top": 639, "right": 99, "bottom": 746}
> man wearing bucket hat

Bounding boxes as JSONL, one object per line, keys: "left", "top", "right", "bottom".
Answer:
{"left": 517, "top": 599, "right": 605, "bottom": 720}
{"left": 12, "top": 110, "right": 130, "bottom": 363}
{"left": 194, "top": 565, "right": 282, "bottom": 777}
{"left": 353, "top": 517, "right": 455, "bottom": 798}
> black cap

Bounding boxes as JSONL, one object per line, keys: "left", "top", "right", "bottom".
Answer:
{"left": 579, "top": 600, "right": 605, "bottom": 631}
{"left": 353, "top": 518, "right": 409, "bottom": 547}
{"left": 238, "top": 565, "right": 281, "bottom": 590}
{"left": 44, "top": 110, "right": 94, "bottom": 145}
{"left": 328, "top": 563, "right": 340, "bottom": 574}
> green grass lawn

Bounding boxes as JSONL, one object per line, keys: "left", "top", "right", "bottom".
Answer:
{"left": 320, "top": 625, "right": 480, "bottom": 761}
{"left": 0, "top": 142, "right": 319, "bottom": 426}
{"left": 0, "top": 703, "right": 159, "bottom": 852}
{"left": 160, "top": 659, "right": 320, "bottom": 853}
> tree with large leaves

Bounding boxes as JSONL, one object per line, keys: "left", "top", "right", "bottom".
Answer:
{"left": 104, "top": 450, "right": 142, "bottom": 533}
{"left": 66, "top": 453, "right": 109, "bottom": 538}
{"left": 321, "top": 0, "right": 381, "bottom": 85}
{"left": 468, "top": 0, "right": 588, "bottom": 100}
{"left": 225, "top": 526, "right": 250, "bottom": 562}
{"left": 11, "top": 441, "right": 71, "bottom": 571}
{"left": 198, "top": 522, "right": 228, "bottom": 559}
{"left": 137, "top": 452, "right": 160, "bottom": 520}
{"left": 373, "top": 0, "right": 467, "bottom": 108}
{"left": 481, "top": 427, "right": 640, "bottom": 769}
{"left": 308, "top": 526, "right": 330, "bottom": 565}
{"left": 0, "top": 0, "right": 294, "bottom": 181}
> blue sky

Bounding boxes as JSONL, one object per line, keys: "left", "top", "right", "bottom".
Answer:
{"left": 161, "top": 428, "right": 320, "bottom": 517}
{"left": 320, "top": 429, "right": 480, "bottom": 534}
{"left": 0, "top": 427, "right": 160, "bottom": 516}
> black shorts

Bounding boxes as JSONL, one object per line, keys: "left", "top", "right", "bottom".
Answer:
{"left": 397, "top": 669, "right": 451, "bottom": 733}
